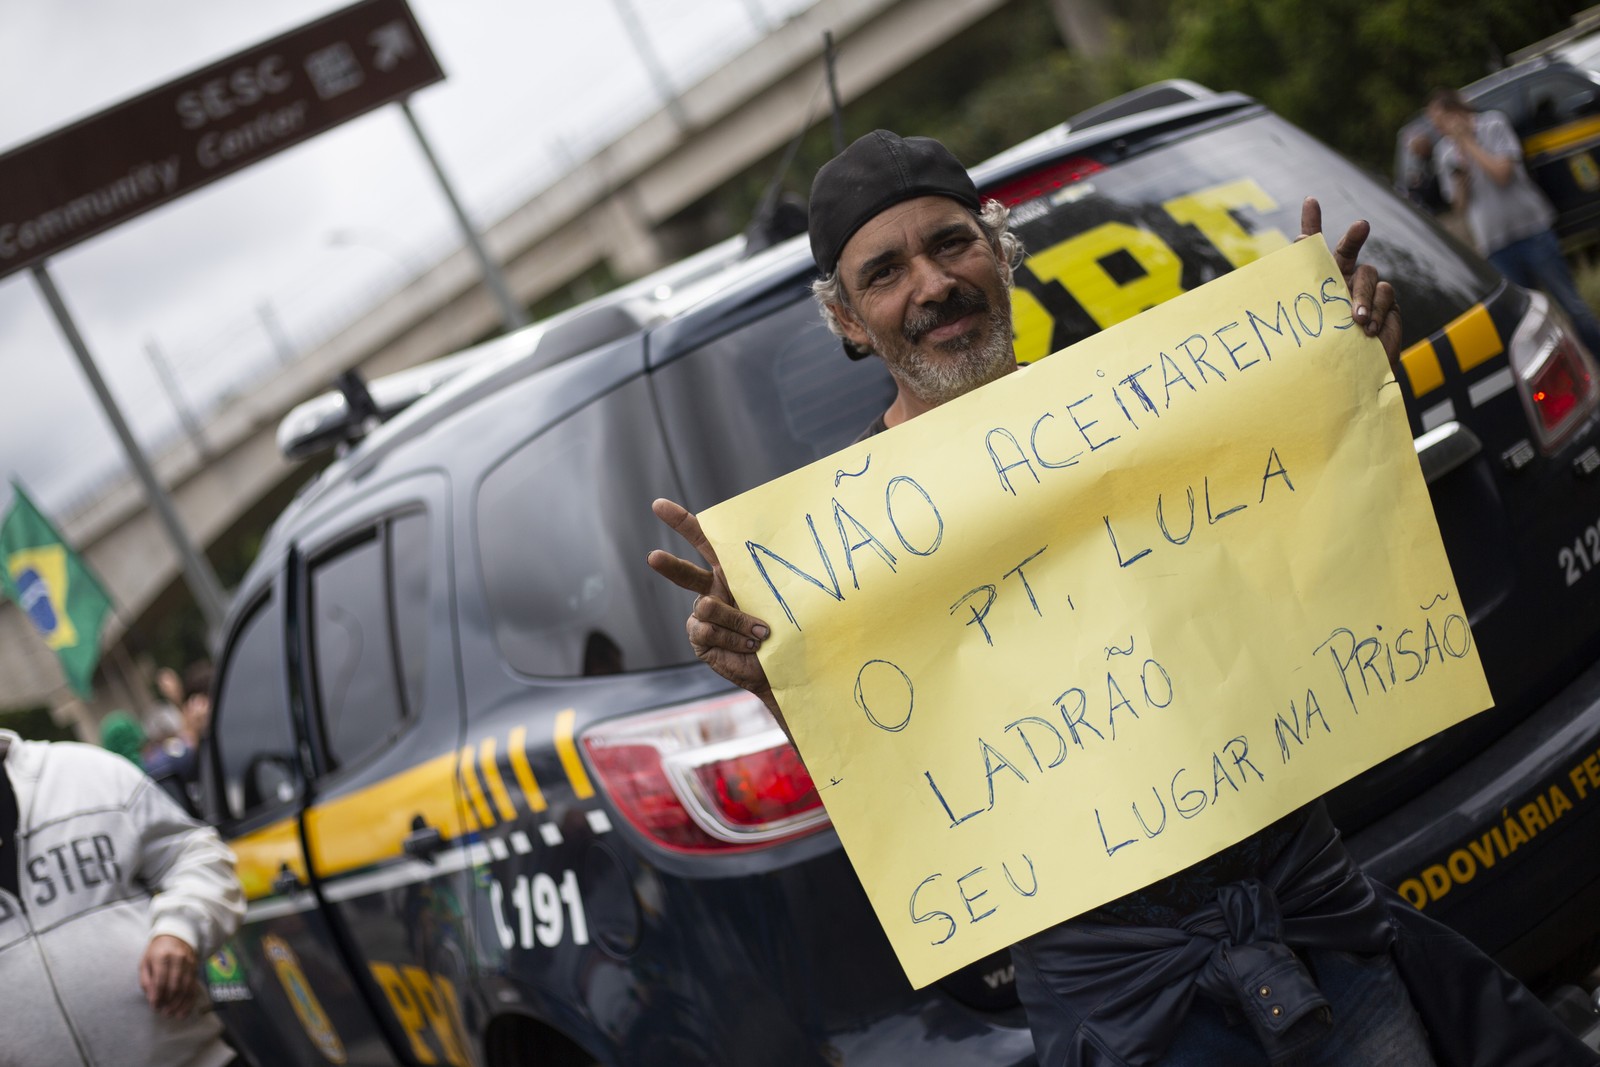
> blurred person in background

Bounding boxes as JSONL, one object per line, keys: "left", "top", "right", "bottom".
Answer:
{"left": 154, "top": 666, "right": 185, "bottom": 717}
{"left": 98, "top": 710, "right": 146, "bottom": 766}
{"left": 1402, "top": 130, "right": 1449, "bottom": 214}
{"left": 0, "top": 727, "right": 245, "bottom": 1066}
{"left": 144, "top": 660, "right": 213, "bottom": 788}
{"left": 1429, "top": 87, "right": 1600, "bottom": 357}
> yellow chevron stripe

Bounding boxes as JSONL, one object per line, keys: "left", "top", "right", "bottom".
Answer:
{"left": 1444, "top": 302, "right": 1503, "bottom": 372}
{"left": 554, "top": 709, "right": 594, "bottom": 800}
{"left": 478, "top": 738, "right": 517, "bottom": 822}
{"left": 459, "top": 745, "right": 496, "bottom": 827}
{"left": 232, "top": 715, "right": 602, "bottom": 900}
{"left": 1401, "top": 338, "right": 1445, "bottom": 396}
{"left": 507, "top": 726, "right": 548, "bottom": 813}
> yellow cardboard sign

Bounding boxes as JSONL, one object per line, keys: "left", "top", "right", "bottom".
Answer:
{"left": 698, "top": 238, "right": 1493, "bottom": 988}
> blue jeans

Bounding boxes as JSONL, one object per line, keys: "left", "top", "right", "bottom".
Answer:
{"left": 1488, "top": 229, "right": 1600, "bottom": 358}
{"left": 1161, "top": 948, "right": 1435, "bottom": 1066}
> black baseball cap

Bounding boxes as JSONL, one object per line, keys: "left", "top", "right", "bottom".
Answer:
{"left": 808, "top": 130, "right": 981, "bottom": 277}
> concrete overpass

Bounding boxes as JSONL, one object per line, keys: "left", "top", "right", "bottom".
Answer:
{"left": 0, "top": 0, "right": 1012, "bottom": 728}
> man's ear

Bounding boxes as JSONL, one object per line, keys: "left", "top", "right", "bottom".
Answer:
{"left": 830, "top": 301, "right": 872, "bottom": 351}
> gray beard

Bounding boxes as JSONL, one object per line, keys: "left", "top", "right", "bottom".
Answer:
{"left": 873, "top": 303, "right": 1016, "bottom": 406}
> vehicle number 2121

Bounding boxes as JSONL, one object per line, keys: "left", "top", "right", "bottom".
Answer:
{"left": 1559, "top": 518, "right": 1600, "bottom": 586}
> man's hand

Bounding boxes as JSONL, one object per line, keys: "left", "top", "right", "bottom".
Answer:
{"left": 1300, "top": 197, "right": 1402, "bottom": 368}
{"left": 646, "top": 499, "right": 784, "bottom": 726}
{"left": 139, "top": 934, "right": 198, "bottom": 1019}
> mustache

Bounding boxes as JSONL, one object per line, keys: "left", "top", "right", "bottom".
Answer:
{"left": 903, "top": 286, "right": 991, "bottom": 344}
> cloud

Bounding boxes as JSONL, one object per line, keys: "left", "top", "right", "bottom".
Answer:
{"left": 0, "top": 0, "right": 808, "bottom": 513}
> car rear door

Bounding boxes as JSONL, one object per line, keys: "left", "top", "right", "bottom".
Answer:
{"left": 206, "top": 579, "right": 400, "bottom": 1066}
{"left": 289, "top": 470, "right": 481, "bottom": 1067}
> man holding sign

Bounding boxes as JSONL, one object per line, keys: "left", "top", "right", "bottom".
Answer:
{"left": 647, "top": 131, "right": 1591, "bottom": 1065}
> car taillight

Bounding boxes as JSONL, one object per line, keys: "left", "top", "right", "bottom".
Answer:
{"left": 1531, "top": 348, "right": 1587, "bottom": 430}
{"left": 582, "top": 693, "right": 829, "bottom": 853}
{"left": 1510, "top": 291, "right": 1600, "bottom": 453}
{"left": 985, "top": 156, "right": 1105, "bottom": 207}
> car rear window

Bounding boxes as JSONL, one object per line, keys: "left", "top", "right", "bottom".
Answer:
{"left": 1000, "top": 111, "right": 1500, "bottom": 360}
{"left": 475, "top": 375, "right": 692, "bottom": 677}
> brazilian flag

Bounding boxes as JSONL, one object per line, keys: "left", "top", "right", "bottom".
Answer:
{"left": 0, "top": 482, "right": 112, "bottom": 698}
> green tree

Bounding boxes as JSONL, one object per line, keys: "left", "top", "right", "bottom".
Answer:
{"left": 1155, "top": 0, "right": 1584, "bottom": 173}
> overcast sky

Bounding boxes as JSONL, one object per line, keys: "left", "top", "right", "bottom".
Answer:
{"left": 0, "top": 0, "right": 812, "bottom": 518}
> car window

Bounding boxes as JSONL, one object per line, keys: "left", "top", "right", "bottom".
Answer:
{"left": 389, "top": 510, "right": 429, "bottom": 717}
{"left": 307, "top": 515, "right": 424, "bottom": 771}
{"left": 476, "top": 375, "right": 691, "bottom": 677}
{"left": 1471, "top": 83, "right": 1527, "bottom": 128}
{"left": 213, "top": 594, "right": 299, "bottom": 821}
{"left": 649, "top": 294, "right": 898, "bottom": 512}
{"left": 1524, "top": 69, "right": 1599, "bottom": 133}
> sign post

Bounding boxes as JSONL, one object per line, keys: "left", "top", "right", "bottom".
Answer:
{"left": 29, "top": 264, "right": 231, "bottom": 634}
{"left": 399, "top": 100, "right": 527, "bottom": 330}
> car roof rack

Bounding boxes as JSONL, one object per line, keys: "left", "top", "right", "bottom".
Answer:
{"left": 276, "top": 351, "right": 482, "bottom": 461}
{"left": 1063, "top": 79, "right": 1217, "bottom": 132}
{"left": 276, "top": 235, "right": 751, "bottom": 463}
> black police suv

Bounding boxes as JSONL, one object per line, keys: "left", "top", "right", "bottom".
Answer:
{"left": 198, "top": 84, "right": 1600, "bottom": 1065}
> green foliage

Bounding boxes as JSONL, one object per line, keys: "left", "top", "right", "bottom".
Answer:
{"left": 1154, "top": 0, "right": 1585, "bottom": 173}
{"left": 705, "top": 0, "right": 1100, "bottom": 229}
{"left": 0, "top": 705, "right": 75, "bottom": 742}
{"left": 689, "top": 0, "right": 1590, "bottom": 239}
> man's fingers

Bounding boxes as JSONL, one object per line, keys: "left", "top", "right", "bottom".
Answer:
{"left": 650, "top": 500, "right": 779, "bottom": 706}
{"left": 149, "top": 953, "right": 182, "bottom": 1014}
{"left": 1375, "top": 284, "right": 1402, "bottom": 367}
{"left": 695, "top": 592, "right": 768, "bottom": 638}
{"left": 139, "top": 938, "right": 196, "bottom": 1017}
{"left": 689, "top": 595, "right": 770, "bottom": 651}
{"left": 651, "top": 498, "right": 720, "bottom": 571}
{"left": 1299, "top": 196, "right": 1322, "bottom": 238}
{"left": 646, "top": 549, "right": 715, "bottom": 597}
{"left": 1367, "top": 278, "right": 1397, "bottom": 336}
{"left": 139, "top": 953, "right": 158, "bottom": 1007}
{"left": 1347, "top": 262, "right": 1379, "bottom": 329}
{"left": 1333, "top": 219, "right": 1370, "bottom": 280}
{"left": 687, "top": 614, "right": 758, "bottom": 655}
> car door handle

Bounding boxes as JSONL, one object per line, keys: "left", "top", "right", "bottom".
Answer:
{"left": 402, "top": 818, "right": 445, "bottom": 861}
{"left": 272, "top": 864, "right": 301, "bottom": 896}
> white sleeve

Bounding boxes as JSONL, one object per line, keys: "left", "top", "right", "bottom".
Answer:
{"left": 129, "top": 776, "right": 245, "bottom": 956}
{"left": 1479, "top": 111, "right": 1523, "bottom": 162}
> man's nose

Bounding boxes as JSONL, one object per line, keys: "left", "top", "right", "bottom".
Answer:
{"left": 907, "top": 254, "right": 957, "bottom": 304}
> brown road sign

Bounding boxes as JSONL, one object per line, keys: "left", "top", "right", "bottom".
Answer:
{"left": 0, "top": 0, "right": 444, "bottom": 281}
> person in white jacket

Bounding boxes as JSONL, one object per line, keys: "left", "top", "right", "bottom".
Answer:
{"left": 0, "top": 728, "right": 245, "bottom": 1067}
